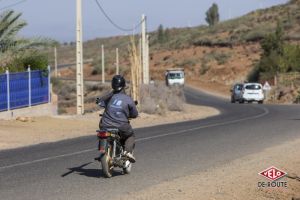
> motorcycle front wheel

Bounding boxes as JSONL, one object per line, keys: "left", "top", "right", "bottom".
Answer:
{"left": 101, "top": 146, "right": 113, "bottom": 178}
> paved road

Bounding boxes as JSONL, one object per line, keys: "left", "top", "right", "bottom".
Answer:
{"left": 1, "top": 87, "right": 300, "bottom": 200}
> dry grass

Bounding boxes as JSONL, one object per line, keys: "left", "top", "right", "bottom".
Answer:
{"left": 52, "top": 80, "right": 111, "bottom": 114}
{"left": 140, "top": 82, "right": 185, "bottom": 115}
{"left": 128, "top": 36, "right": 142, "bottom": 103}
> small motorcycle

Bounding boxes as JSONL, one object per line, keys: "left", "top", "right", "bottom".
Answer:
{"left": 95, "top": 97, "right": 137, "bottom": 178}
{"left": 95, "top": 128, "right": 133, "bottom": 178}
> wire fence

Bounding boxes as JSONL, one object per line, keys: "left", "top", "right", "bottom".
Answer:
{"left": 0, "top": 67, "right": 50, "bottom": 112}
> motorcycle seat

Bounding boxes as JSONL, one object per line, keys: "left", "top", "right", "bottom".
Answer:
{"left": 105, "top": 128, "right": 119, "bottom": 133}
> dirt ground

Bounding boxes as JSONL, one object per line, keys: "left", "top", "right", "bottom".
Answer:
{"left": 0, "top": 104, "right": 219, "bottom": 150}
{"left": 119, "top": 138, "right": 300, "bottom": 200}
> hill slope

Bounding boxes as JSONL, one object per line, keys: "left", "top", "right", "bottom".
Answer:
{"left": 52, "top": 0, "right": 300, "bottom": 96}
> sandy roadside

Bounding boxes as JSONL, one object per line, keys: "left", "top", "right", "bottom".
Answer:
{"left": 0, "top": 104, "right": 219, "bottom": 151}
{"left": 119, "top": 138, "right": 300, "bottom": 200}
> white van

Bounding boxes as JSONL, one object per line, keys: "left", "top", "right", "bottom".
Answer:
{"left": 165, "top": 69, "right": 185, "bottom": 86}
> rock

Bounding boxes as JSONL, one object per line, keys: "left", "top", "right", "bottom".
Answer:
{"left": 16, "top": 117, "right": 35, "bottom": 122}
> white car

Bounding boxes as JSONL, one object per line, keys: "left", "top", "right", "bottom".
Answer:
{"left": 240, "top": 83, "right": 264, "bottom": 104}
{"left": 165, "top": 70, "right": 185, "bottom": 86}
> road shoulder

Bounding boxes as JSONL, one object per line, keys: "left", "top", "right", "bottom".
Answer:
{"left": 120, "top": 138, "right": 300, "bottom": 200}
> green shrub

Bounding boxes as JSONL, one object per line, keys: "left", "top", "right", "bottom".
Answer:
{"left": 193, "top": 38, "right": 233, "bottom": 47}
{"left": 214, "top": 52, "right": 231, "bottom": 65}
{"left": 250, "top": 21, "right": 300, "bottom": 82}
{"left": 200, "top": 59, "right": 210, "bottom": 75}
{"left": 242, "top": 30, "right": 266, "bottom": 42}
{"left": 281, "top": 44, "right": 300, "bottom": 72}
{"left": 21, "top": 53, "right": 48, "bottom": 70}
{"left": 6, "top": 51, "right": 49, "bottom": 72}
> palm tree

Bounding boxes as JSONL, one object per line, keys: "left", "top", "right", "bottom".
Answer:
{"left": 0, "top": 10, "right": 55, "bottom": 71}
{"left": 0, "top": 10, "right": 27, "bottom": 52}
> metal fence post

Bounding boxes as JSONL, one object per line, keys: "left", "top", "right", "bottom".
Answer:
{"left": 6, "top": 70, "right": 10, "bottom": 111}
{"left": 28, "top": 67, "right": 31, "bottom": 107}
{"left": 48, "top": 66, "right": 51, "bottom": 103}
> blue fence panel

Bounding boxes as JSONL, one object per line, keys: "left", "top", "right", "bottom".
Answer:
{"left": 0, "top": 74, "right": 8, "bottom": 111}
{"left": 31, "top": 70, "right": 49, "bottom": 105}
{"left": 9, "top": 72, "right": 29, "bottom": 109}
{"left": 0, "top": 69, "right": 49, "bottom": 112}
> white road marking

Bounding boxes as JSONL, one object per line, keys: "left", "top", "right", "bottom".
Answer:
{"left": 137, "top": 107, "right": 269, "bottom": 142}
{"left": 0, "top": 107, "right": 269, "bottom": 171}
{"left": 0, "top": 149, "right": 93, "bottom": 170}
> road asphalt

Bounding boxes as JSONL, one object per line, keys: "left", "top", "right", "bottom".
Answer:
{"left": 0, "top": 86, "right": 300, "bottom": 200}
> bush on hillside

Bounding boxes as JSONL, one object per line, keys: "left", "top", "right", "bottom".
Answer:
{"left": 249, "top": 21, "right": 300, "bottom": 81}
{"left": 193, "top": 38, "right": 233, "bottom": 47}
{"left": 242, "top": 29, "right": 267, "bottom": 42}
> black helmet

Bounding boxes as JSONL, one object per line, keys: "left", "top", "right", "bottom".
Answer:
{"left": 111, "top": 75, "right": 126, "bottom": 92}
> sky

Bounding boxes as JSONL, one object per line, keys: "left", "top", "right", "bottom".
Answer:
{"left": 1, "top": 0, "right": 289, "bottom": 42}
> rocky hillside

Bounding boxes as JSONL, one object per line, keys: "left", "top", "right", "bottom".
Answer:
{"left": 51, "top": 0, "right": 300, "bottom": 96}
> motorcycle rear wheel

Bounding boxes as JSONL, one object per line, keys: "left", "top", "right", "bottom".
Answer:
{"left": 101, "top": 147, "right": 113, "bottom": 178}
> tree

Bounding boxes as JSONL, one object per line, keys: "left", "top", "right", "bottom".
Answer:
{"left": 164, "top": 28, "right": 170, "bottom": 42}
{"left": 0, "top": 10, "right": 55, "bottom": 72}
{"left": 205, "top": 3, "right": 220, "bottom": 26}
{"left": 157, "top": 24, "right": 165, "bottom": 43}
{"left": 258, "top": 22, "right": 285, "bottom": 73}
{"left": 252, "top": 21, "right": 300, "bottom": 81}
{"left": 0, "top": 10, "right": 27, "bottom": 53}
{"left": 261, "top": 21, "right": 284, "bottom": 57}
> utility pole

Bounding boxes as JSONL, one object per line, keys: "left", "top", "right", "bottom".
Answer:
{"left": 141, "top": 14, "right": 149, "bottom": 84}
{"left": 76, "top": 0, "right": 84, "bottom": 115}
{"left": 54, "top": 46, "right": 58, "bottom": 77}
{"left": 116, "top": 48, "right": 119, "bottom": 75}
{"left": 146, "top": 34, "right": 150, "bottom": 83}
{"left": 102, "top": 44, "right": 105, "bottom": 84}
{"left": 138, "top": 37, "right": 142, "bottom": 85}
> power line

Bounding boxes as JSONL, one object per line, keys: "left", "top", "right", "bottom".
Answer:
{"left": 0, "top": 0, "right": 26, "bottom": 11}
{"left": 94, "top": 0, "right": 143, "bottom": 32}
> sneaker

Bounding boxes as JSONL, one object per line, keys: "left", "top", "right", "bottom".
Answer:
{"left": 124, "top": 151, "right": 136, "bottom": 163}
{"left": 124, "top": 160, "right": 131, "bottom": 168}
